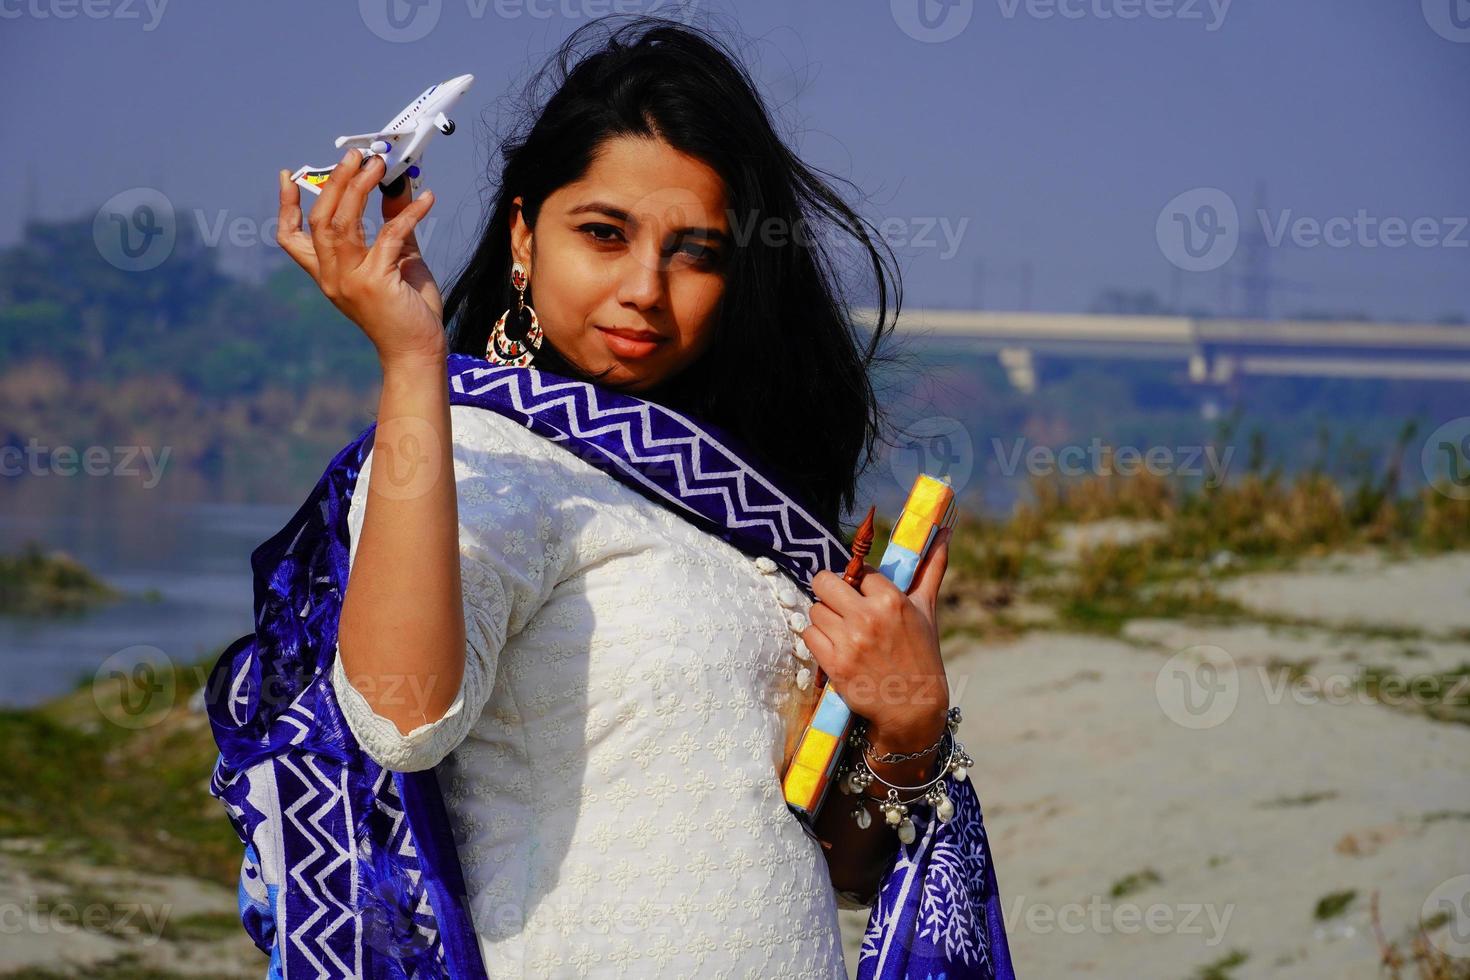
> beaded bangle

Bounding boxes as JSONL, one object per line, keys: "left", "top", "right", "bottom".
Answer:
{"left": 836, "top": 706, "right": 974, "bottom": 843}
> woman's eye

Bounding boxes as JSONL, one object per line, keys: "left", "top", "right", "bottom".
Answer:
{"left": 675, "top": 241, "right": 721, "bottom": 266}
{"left": 579, "top": 223, "right": 720, "bottom": 267}
{"left": 580, "top": 223, "right": 624, "bottom": 243}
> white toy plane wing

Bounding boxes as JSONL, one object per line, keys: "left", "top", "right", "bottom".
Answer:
{"left": 334, "top": 131, "right": 403, "bottom": 151}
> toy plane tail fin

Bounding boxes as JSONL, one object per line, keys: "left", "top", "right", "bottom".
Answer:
{"left": 289, "top": 164, "right": 334, "bottom": 196}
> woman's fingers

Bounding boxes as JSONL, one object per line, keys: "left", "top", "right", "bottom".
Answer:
{"left": 376, "top": 173, "right": 424, "bottom": 261}
{"left": 331, "top": 153, "right": 386, "bottom": 261}
{"left": 365, "top": 188, "right": 435, "bottom": 279}
{"left": 798, "top": 618, "right": 839, "bottom": 675}
{"left": 322, "top": 153, "right": 383, "bottom": 278}
{"left": 909, "top": 526, "right": 951, "bottom": 613}
{"left": 811, "top": 562, "right": 892, "bottom": 620}
{"left": 275, "top": 170, "right": 319, "bottom": 279}
{"left": 309, "top": 148, "right": 371, "bottom": 283}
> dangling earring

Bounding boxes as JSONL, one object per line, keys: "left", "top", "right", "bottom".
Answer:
{"left": 484, "top": 261, "right": 543, "bottom": 366}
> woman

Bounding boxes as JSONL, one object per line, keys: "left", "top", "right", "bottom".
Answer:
{"left": 233, "top": 15, "right": 1010, "bottom": 978}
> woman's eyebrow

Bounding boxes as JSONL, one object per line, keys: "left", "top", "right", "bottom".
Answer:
{"left": 568, "top": 200, "right": 730, "bottom": 244}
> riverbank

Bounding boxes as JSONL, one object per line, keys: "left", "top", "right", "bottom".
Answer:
{"left": 838, "top": 546, "right": 1470, "bottom": 978}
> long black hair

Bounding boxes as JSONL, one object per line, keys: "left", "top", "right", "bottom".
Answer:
{"left": 441, "top": 14, "right": 913, "bottom": 535}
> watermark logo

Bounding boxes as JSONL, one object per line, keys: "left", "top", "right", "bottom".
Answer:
{"left": 360, "top": 0, "right": 442, "bottom": 42}
{"left": 1260, "top": 667, "right": 1469, "bottom": 711}
{"left": 1159, "top": 188, "right": 1467, "bottom": 271}
{"left": 0, "top": 439, "right": 171, "bottom": 488}
{"left": 92, "top": 645, "right": 177, "bottom": 730}
{"left": 1257, "top": 210, "right": 1468, "bottom": 250}
{"left": 1422, "top": 417, "right": 1470, "bottom": 500}
{"left": 197, "top": 207, "right": 443, "bottom": 253}
{"left": 94, "top": 188, "right": 176, "bottom": 272}
{"left": 994, "top": 0, "right": 1231, "bottom": 31}
{"left": 96, "top": 186, "right": 447, "bottom": 272}
{"left": 1003, "top": 894, "right": 1234, "bottom": 945}
{"left": 360, "top": 0, "right": 700, "bottom": 40}
{"left": 991, "top": 436, "right": 1233, "bottom": 487}
{"left": 370, "top": 416, "right": 445, "bottom": 501}
{"left": 620, "top": 184, "right": 719, "bottom": 275}
{"left": 1156, "top": 644, "right": 1238, "bottom": 729}
{"left": 0, "top": 896, "right": 172, "bottom": 942}
{"left": 1422, "top": 874, "right": 1470, "bottom": 958}
{"left": 1423, "top": 0, "right": 1470, "bottom": 42}
{"left": 891, "top": 0, "right": 974, "bottom": 42}
{"left": 1157, "top": 188, "right": 1238, "bottom": 273}
{"left": 0, "top": 0, "right": 170, "bottom": 30}
{"left": 891, "top": 416, "right": 974, "bottom": 495}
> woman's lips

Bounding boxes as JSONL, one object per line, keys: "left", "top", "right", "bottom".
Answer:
{"left": 596, "top": 326, "right": 666, "bottom": 359}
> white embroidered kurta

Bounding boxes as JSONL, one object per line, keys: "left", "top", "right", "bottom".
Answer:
{"left": 330, "top": 404, "right": 849, "bottom": 979}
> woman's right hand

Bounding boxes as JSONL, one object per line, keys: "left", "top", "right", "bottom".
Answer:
{"left": 276, "top": 149, "right": 446, "bottom": 366}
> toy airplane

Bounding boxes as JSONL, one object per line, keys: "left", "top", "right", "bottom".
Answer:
{"left": 290, "top": 73, "right": 474, "bottom": 199}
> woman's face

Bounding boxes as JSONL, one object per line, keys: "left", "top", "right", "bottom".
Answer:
{"left": 509, "top": 135, "right": 731, "bottom": 393}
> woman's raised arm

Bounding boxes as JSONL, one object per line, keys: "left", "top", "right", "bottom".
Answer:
{"left": 337, "top": 358, "right": 466, "bottom": 736}
{"left": 274, "top": 149, "right": 465, "bottom": 735}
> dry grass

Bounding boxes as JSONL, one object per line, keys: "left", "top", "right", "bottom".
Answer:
{"left": 1372, "top": 890, "right": 1470, "bottom": 980}
{"left": 933, "top": 431, "right": 1469, "bottom": 639}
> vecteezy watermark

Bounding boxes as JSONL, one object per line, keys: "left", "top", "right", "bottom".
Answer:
{"left": 891, "top": 417, "right": 975, "bottom": 495}
{"left": 1, "top": 439, "right": 170, "bottom": 488}
{"left": 93, "top": 646, "right": 179, "bottom": 730}
{"left": 1003, "top": 894, "right": 1235, "bottom": 945}
{"left": 1158, "top": 188, "right": 1468, "bottom": 272}
{"left": 95, "top": 188, "right": 444, "bottom": 272}
{"left": 1156, "top": 188, "right": 1240, "bottom": 273}
{"left": 1422, "top": 0, "right": 1470, "bottom": 43}
{"left": 891, "top": 0, "right": 975, "bottom": 43}
{"left": 1260, "top": 668, "right": 1470, "bottom": 711}
{"left": 365, "top": 415, "right": 446, "bottom": 501}
{"left": 198, "top": 208, "right": 444, "bottom": 254}
{"left": 0, "top": 0, "right": 169, "bottom": 30}
{"left": 92, "top": 644, "right": 455, "bottom": 731}
{"left": 358, "top": 0, "right": 699, "bottom": 42}
{"left": 1156, "top": 645, "right": 1239, "bottom": 730}
{"left": 1422, "top": 417, "right": 1470, "bottom": 500}
{"left": 94, "top": 188, "right": 176, "bottom": 272}
{"left": 1157, "top": 654, "right": 1470, "bottom": 729}
{"left": 993, "top": 0, "right": 1231, "bottom": 30}
{"left": 893, "top": 0, "right": 1229, "bottom": 41}
{"left": 991, "top": 436, "right": 1234, "bottom": 487}
{"left": 725, "top": 211, "right": 969, "bottom": 261}
{"left": 0, "top": 896, "right": 172, "bottom": 942}
{"left": 1256, "top": 210, "right": 1469, "bottom": 250}
{"left": 1423, "top": 874, "right": 1470, "bottom": 959}
{"left": 1422, "top": 417, "right": 1470, "bottom": 502}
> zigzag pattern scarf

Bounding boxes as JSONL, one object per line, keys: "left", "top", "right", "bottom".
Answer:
{"left": 206, "top": 354, "right": 1015, "bottom": 979}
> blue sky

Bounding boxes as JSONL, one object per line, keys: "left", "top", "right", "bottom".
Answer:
{"left": 3, "top": 0, "right": 1467, "bottom": 320}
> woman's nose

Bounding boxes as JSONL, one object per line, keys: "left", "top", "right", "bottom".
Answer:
{"left": 616, "top": 240, "right": 668, "bottom": 309}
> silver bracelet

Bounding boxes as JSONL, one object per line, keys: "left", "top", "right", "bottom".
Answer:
{"left": 861, "top": 706, "right": 960, "bottom": 763}
{"left": 837, "top": 707, "right": 974, "bottom": 844}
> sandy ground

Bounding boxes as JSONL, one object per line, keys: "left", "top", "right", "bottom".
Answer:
{"left": 837, "top": 549, "right": 1470, "bottom": 978}
{"left": 0, "top": 843, "right": 260, "bottom": 977}
{"left": 1217, "top": 550, "right": 1470, "bottom": 637}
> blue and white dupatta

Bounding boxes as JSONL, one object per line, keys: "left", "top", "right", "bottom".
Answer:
{"left": 206, "top": 354, "right": 1015, "bottom": 979}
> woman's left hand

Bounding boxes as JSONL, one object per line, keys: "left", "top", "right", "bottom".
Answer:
{"left": 800, "top": 527, "right": 953, "bottom": 753}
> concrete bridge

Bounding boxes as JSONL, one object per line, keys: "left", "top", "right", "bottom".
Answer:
{"left": 857, "top": 309, "right": 1470, "bottom": 392}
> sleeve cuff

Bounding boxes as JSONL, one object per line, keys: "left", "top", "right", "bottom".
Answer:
{"left": 330, "top": 653, "right": 470, "bottom": 772}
